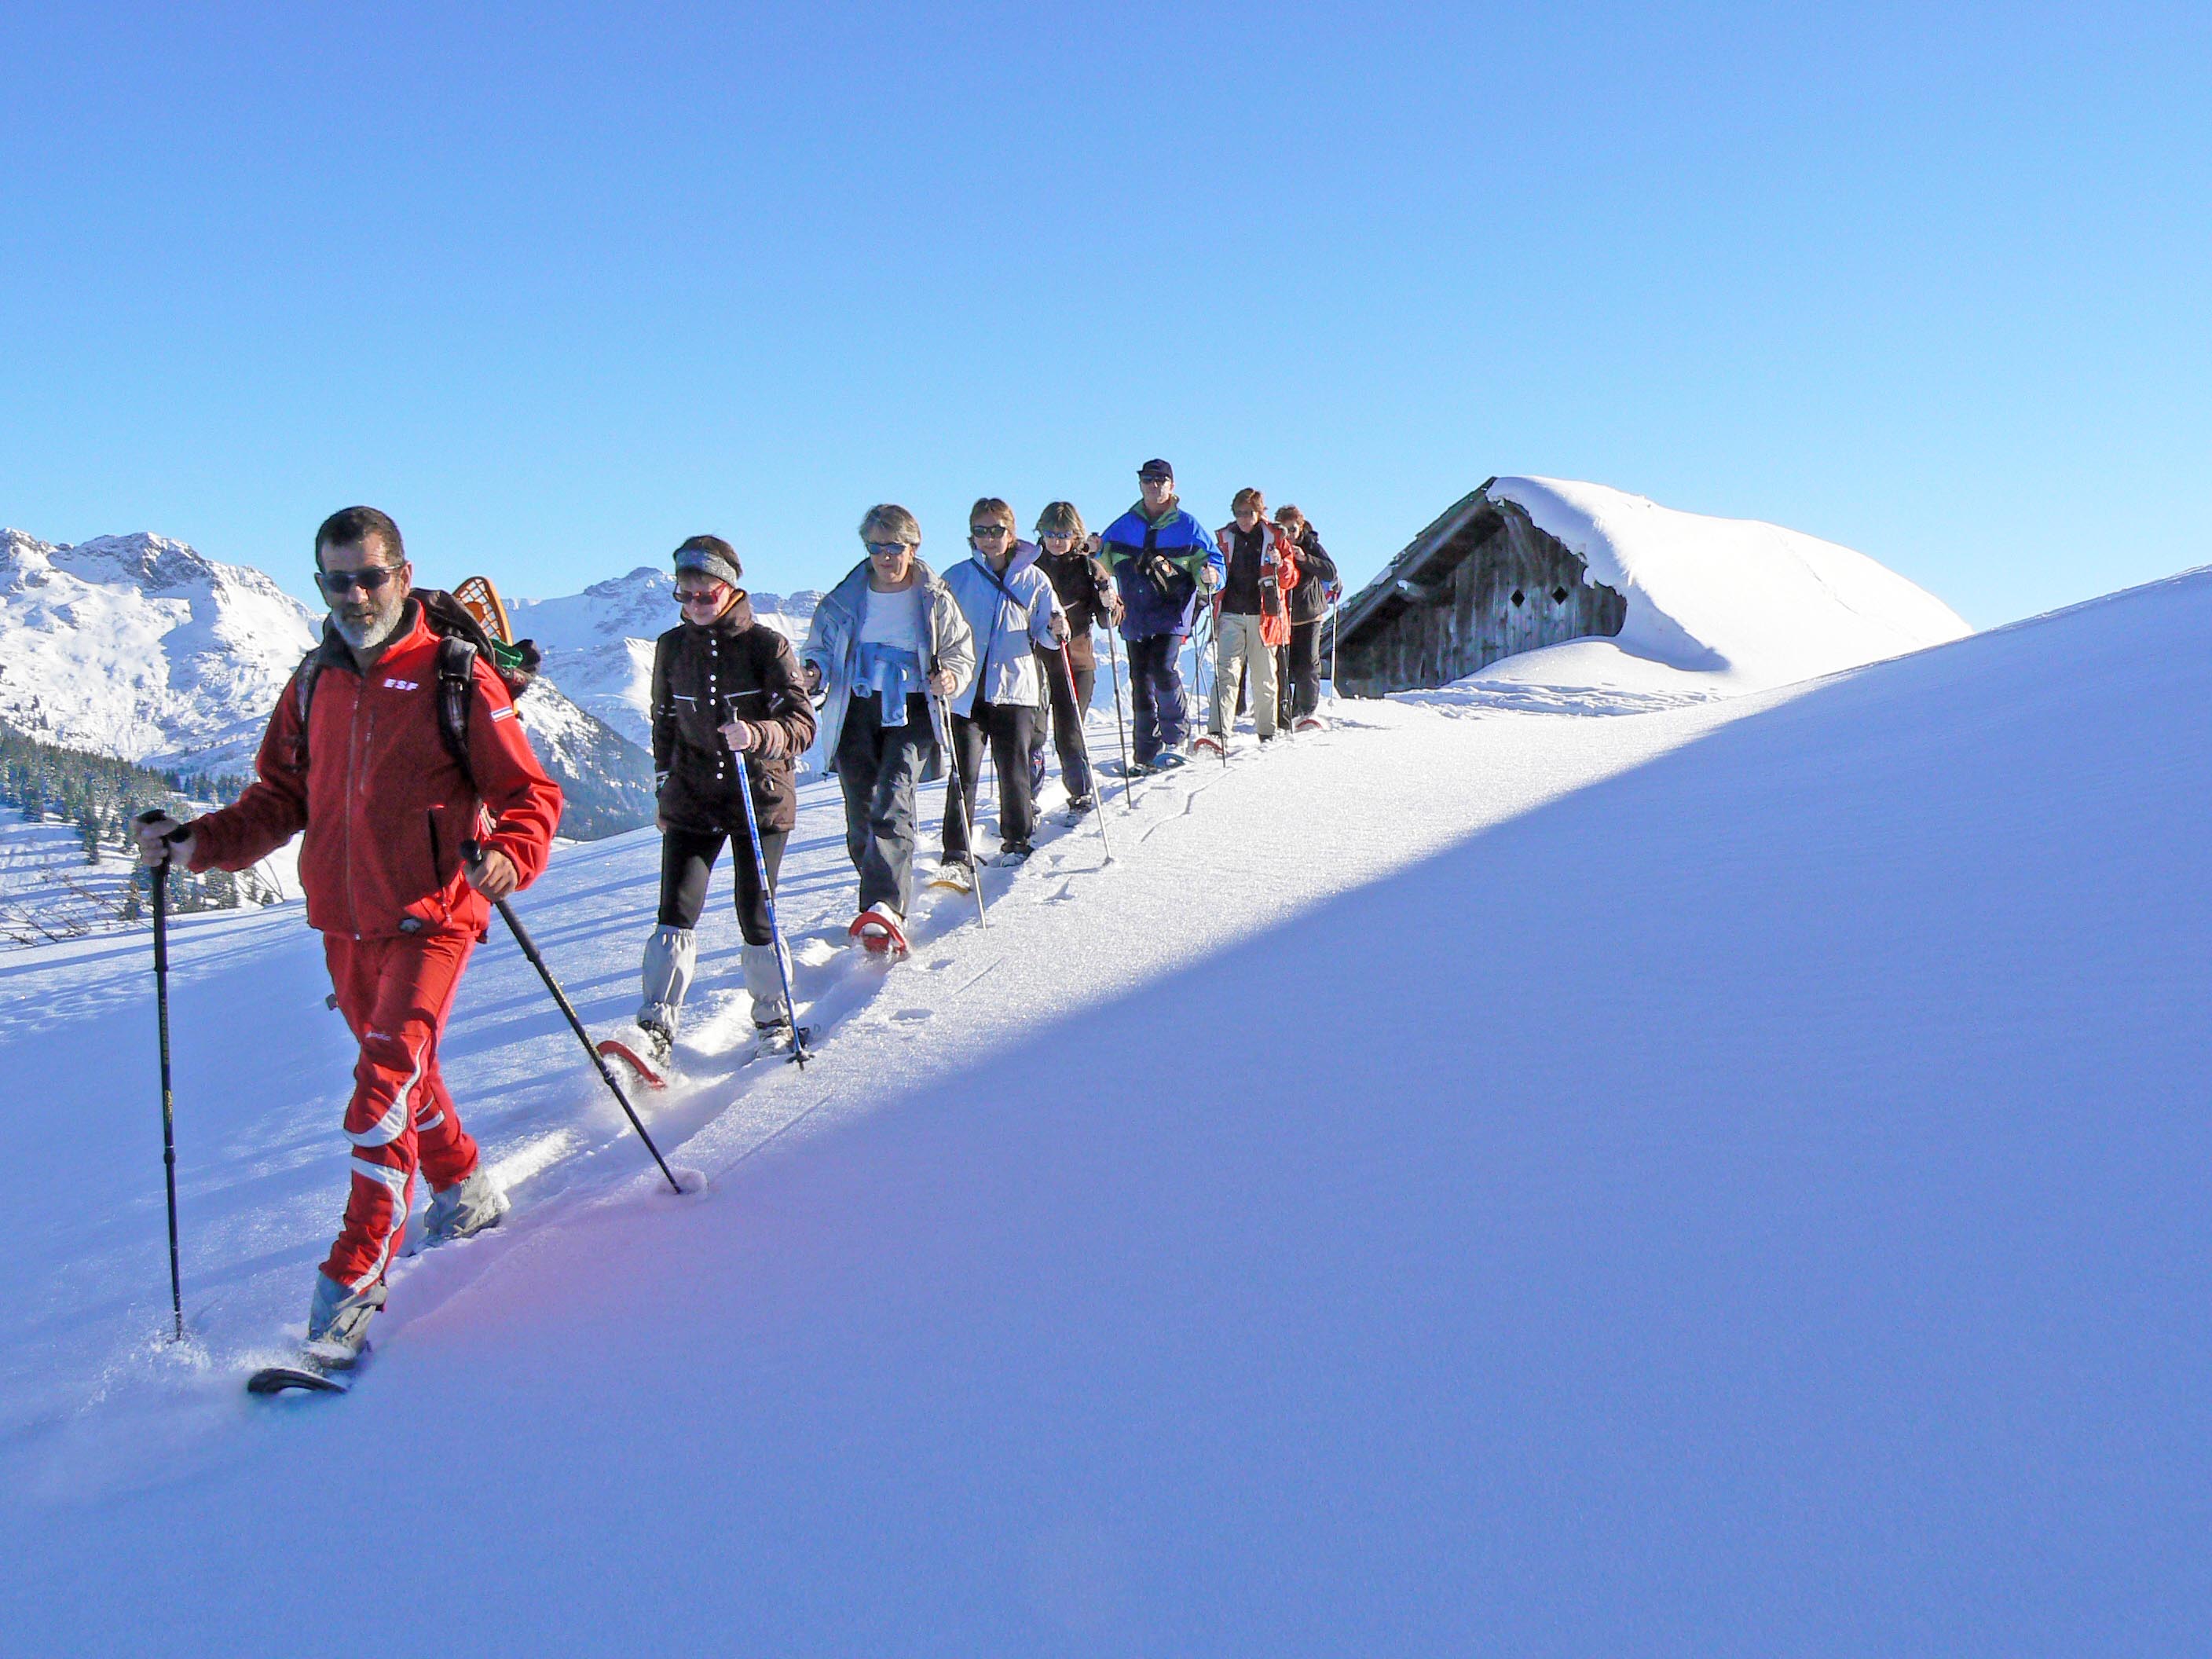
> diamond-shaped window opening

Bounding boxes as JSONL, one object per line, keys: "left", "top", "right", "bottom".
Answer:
{"left": 1510, "top": 589, "right": 1525, "bottom": 608}
{"left": 1551, "top": 585, "right": 1570, "bottom": 604}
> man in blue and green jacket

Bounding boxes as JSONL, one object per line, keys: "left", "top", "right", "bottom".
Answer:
{"left": 1097, "top": 458, "right": 1223, "bottom": 771}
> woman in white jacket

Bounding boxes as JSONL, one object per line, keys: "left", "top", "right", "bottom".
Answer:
{"left": 800, "top": 504, "right": 975, "bottom": 952}
{"left": 938, "top": 496, "right": 1068, "bottom": 873}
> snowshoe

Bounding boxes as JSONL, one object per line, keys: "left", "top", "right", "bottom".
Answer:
{"left": 848, "top": 902, "right": 910, "bottom": 957}
{"left": 1064, "top": 794, "right": 1095, "bottom": 821}
{"left": 997, "top": 841, "right": 1035, "bottom": 867}
{"left": 1294, "top": 715, "right": 1328, "bottom": 733}
{"left": 928, "top": 857, "right": 976, "bottom": 894}
{"left": 1192, "top": 734, "right": 1225, "bottom": 756}
{"left": 247, "top": 1358, "right": 353, "bottom": 1397}
{"left": 597, "top": 1035, "right": 669, "bottom": 1090}
{"left": 421, "top": 1170, "right": 509, "bottom": 1247}
{"left": 1151, "top": 751, "right": 1189, "bottom": 771}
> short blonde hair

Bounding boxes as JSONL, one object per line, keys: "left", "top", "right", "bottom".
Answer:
{"left": 859, "top": 504, "right": 921, "bottom": 547}
{"left": 1034, "top": 501, "right": 1086, "bottom": 540}
{"left": 968, "top": 497, "right": 1016, "bottom": 534}
{"left": 1232, "top": 487, "right": 1267, "bottom": 518}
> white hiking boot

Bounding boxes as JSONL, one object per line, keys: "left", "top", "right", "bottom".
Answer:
{"left": 304, "top": 1273, "right": 386, "bottom": 1369}
{"left": 423, "top": 1169, "right": 509, "bottom": 1247}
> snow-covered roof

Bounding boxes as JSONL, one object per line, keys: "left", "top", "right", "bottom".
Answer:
{"left": 1341, "top": 478, "right": 1970, "bottom": 708}
{"left": 1483, "top": 477, "right": 1970, "bottom": 697}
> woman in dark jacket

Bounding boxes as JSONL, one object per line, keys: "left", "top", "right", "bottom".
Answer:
{"left": 635, "top": 535, "right": 817, "bottom": 1061}
{"left": 1027, "top": 501, "right": 1121, "bottom": 815}
{"left": 1273, "top": 505, "right": 1340, "bottom": 728}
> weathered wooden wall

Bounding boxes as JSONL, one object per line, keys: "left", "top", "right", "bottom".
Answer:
{"left": 1336, "top": 501, "right": 1625, "bottom": 696}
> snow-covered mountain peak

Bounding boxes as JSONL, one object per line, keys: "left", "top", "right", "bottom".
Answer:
{"left": 38, "top": 530, "right": 285, "bottom": 600}
{"left": 511, "top": 566, "right": 673, "bottom": 648}
{"left": 0, "top": 527, "right": 319, "bottom": 770}
{"left": 507, "top": 570, "right": 819, "bottom": 747}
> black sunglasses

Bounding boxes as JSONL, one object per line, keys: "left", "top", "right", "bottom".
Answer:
{"left": 314, "top": 564, "right": 405, "bottom": 596}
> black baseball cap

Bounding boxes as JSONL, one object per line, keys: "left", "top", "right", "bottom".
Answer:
{"left": 1137, "top": 458, "right": 1174, "bottom": 482}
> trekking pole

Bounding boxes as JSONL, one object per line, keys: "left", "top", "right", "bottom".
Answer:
{"left": 1059, "top": 643, "right": 1112, "bottom": 862}
{"left": 137, "top": 815, "right": 187, "bottom": 1343}
{"left": 734, "top": 752, "right": 814, "bottom": 1066}
{"left": 463, "top": 840, "right": 684, "bottom": 1195}
{"left": 1204, "top": 598, "right": 1228, "bottom": 767}
{"left": 932, "top": 694, "right": 990, "bottom": 931}
{"left": 1102, "top": 624, "right": 1134, "bottom": 812}
{"left": 732, "top": 752, "right": 811, "bottom": 1068}
{"left": 1328, "top": 595, "right": 1341, "bottom": 708}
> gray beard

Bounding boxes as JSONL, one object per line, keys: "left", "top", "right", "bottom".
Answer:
{"left": 331, "top": 606, "right": 401, "bottom": 651}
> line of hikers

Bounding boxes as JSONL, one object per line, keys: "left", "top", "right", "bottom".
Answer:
{"left": 130, "top": 460, "right": 1339, "bottom": 1365}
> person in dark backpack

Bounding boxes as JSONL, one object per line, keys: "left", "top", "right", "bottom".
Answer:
{"left": 136, "top": 506, "right": 562, "bottom": 1368}
{"left": 1273, "top": 504, "right": 1339, "bottom": 727}
{"left": 1027, "top": 501, "right": 1120, "bottom": 817}
{"left": 1097, "top": 459, "right": 1221, "bottom": 771}
{"left": 635, "top": 536, "right": 819, "bottom": 1064}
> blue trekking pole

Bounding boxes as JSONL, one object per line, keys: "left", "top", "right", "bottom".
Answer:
{"left": 733, "top": 750, "right": 810, "bottom": 1068}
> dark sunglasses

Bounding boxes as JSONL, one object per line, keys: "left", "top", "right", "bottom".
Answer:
{"left": 314, "top": 564, "right": 405, "bottom": 596}
{"left": 969, "top": 525, "right": 1010, "bottom": 540}
{"left": 675, "top": 588, "right": 724, "bottom": 606}
{"left": 866, "top": 540, "right": 911, "bottom": 558}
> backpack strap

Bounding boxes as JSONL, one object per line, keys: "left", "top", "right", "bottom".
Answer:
{"left": 434, "top": 635, "right": 478, "bottom": 780}
{"left": 288, "top": 652, "right": 324, "bottom": 775}
{"left": 287, "top": 626, "right": 487, "bottom": 789}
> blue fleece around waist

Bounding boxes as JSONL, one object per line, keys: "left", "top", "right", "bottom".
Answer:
{"left": 854, "top": 642, "right": 926, "bottom": 725}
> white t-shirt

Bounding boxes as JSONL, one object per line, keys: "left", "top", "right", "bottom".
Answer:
{"left": 859, "top": 581, "right": 928, "bottom": 654}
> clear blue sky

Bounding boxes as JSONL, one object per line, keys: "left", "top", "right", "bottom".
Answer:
{"left": 4, "top": 2, "right": 2207, "bottom": 628}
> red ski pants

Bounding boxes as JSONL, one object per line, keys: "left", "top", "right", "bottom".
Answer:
{"left": 320, "top": 931, "right": 482, "bottom": 1291}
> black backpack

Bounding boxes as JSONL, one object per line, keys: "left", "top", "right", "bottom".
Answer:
{"left": 287, "top": 590, "right": 542, "bottom": 782}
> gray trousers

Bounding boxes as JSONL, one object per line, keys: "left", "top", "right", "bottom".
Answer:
{"left": 836, "top": 690, "right": 935, "bottom": 917}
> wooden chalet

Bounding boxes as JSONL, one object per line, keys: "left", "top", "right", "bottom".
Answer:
{"left": 1331, "top": 480, "right": 1627, "bottom": 698}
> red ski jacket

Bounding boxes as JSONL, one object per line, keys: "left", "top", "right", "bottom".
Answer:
{"left": 189, "top": 602, "right": 564, "bottom": 940}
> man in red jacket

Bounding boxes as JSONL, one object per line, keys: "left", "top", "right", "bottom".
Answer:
{"left": 137, "top": 506, "right": 563, "bottom": 1365}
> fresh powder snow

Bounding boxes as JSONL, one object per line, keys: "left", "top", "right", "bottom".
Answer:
{"left": 0, "top": 565, "right": 2202, "bottom": 1654}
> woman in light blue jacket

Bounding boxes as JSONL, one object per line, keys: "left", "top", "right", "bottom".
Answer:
{"left": 937, "top": 496, "right": 1068, "bottom": 874}
{"left": 800, "top": 504, "right": 975, "bottom": 952}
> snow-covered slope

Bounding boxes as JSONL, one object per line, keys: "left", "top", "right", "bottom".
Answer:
{"left": 510, "top": 569, "right": 819, "bottom": 747}
{"left": 1, "top": 570, "right": 2202, "bottom": 1652}
{"left": 0, "top": 529, "right": 655, "bottom": 838}
{"left": 1455, "top": 478, "right": 1971, "bottom": 707}
{"left": 0, "top": 529, "right": 319, "bottom": 773}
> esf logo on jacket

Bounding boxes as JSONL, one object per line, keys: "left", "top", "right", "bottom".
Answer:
{"left": 382, "top": 677, "right": 420, "bottom": 691}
